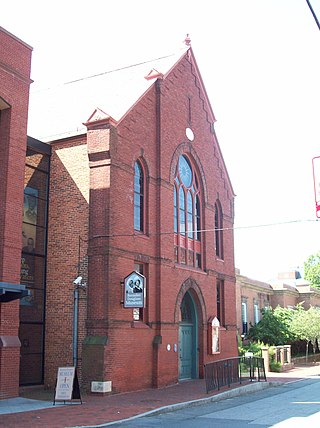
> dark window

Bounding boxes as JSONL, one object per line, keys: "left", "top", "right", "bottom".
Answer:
{"left": 215, "top": 201, "right": 224, "bottom": 259}
{"left": 188, "top": 96, "right": 192, "bottom": 125}
{"left": 181, "top": 295, "right": 193, "bottom": 322}
{"left": 134, "top": 161, "right": 144, "bottom": 232}
{"left": 174, "top": 186, "right": 178, "bottom": 233}
{"left": 216, "top": 279, "right": 225, "bottom": 326}
{"left": 241, "top": 301, "right": 248, "bottom": 335}
{"left": 20, "top": 145, "right": 50, "bottom": 386}
{"left": 179, "top": 187, "right": 186, "bottom": 236}
{"left": 187, "top": 192, "right": 193, "bottom": 239}
{"left": 174, "top": 155, "right": 202, "bottom": 268}
{"left": 195, "top": 196, "right": 201, "bottom": 241}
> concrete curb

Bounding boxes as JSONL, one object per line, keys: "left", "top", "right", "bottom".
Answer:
{"left": 71, "top": 381, "right": 283, "bottom": 428}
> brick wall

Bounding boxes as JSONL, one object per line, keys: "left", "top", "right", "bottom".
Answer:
{"left": 0, "top": 27, "right": 32, "bottom": 399}
{"left": 45, "top": 136, "right": 89, "bottom": 387}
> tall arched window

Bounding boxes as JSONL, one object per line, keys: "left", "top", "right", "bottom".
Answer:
{"left": 174, "top": 155, "right": 201, "bottom": 268}
{"left": 215, "top": 200, "right": 224, "bottom": 259}
{"left": 134, "top": 160, "right": 144, "bottom": 232}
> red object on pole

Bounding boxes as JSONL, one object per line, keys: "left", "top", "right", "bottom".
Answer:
{"left": 312, "top": 156, "right": 320, "bottom": 218}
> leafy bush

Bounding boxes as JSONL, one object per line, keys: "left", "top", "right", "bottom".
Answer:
{"left": 269, "top": 360, "right": 282, "bottom": 372}
{"left": 268, "top": 346, "right": 282, "bottom": 372}
{"left": 248, "top": 306, "right": 296, "bottom": 346}
{"left": 238, "top": 340, "right": 264, "bottom": 357}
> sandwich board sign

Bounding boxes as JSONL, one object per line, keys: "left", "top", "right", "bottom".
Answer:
{"left": 54, "top": 366, "right": 82, "bottom": 404}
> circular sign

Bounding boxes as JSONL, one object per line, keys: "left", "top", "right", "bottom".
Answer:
{"left": 186, "top": 127, "right": 194, "bottom": 142}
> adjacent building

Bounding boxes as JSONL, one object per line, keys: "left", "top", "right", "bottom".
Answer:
{"left": 0, "top": 27, "right": 33, "bottom": 399}
{"left": 236, "top": 269, "right": 320, "bottom": 338}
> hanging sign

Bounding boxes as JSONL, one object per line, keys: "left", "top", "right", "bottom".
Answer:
{"left": 123, "top": 271, "right": 145, "bottom": 308}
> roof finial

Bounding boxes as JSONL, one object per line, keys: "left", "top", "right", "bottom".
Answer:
{"left": 184, "top": 34, "right": 191, "bottom": 46}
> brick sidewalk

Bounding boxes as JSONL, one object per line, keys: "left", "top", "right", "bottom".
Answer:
{"left": 1, "top": 364, "right": 319, "bottom": 428}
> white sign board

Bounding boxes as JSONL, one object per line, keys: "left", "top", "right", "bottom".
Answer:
{"left": 55, "top": 367, "right": 75, "bottom": 401}
{"left": 123, "top": 271, "right": 145, "bottom": 308}
{"left": 211, "top": 317, "right": 220, "bottom": 353}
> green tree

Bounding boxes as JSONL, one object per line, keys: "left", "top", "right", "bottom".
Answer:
{"left": 291, "top": 306, "right": 320, "bottom": 361}
{"left": 248, "top": 306, "right": 295, "bottom": 346}
{"left": 304, "top": 252, "right": 320, "bottom": 289}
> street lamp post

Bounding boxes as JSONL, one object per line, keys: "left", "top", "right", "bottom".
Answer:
{"left": 72, "top": 276, "right": 83, "bottom": 368}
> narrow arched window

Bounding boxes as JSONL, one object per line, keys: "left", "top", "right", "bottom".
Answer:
{"left": 134, "top": 160, "right": 144, "bottom": 232}
{"left": 179, "top": 187, "right": 186, "bottom": 236}
{"left": 187, "top": 191, "right": 193, "bottom": 239}
{"left": 215, "top": 200, "right": 224, "bottom": 259}
{"left": 195, "top": 195, "right": 201, "bottom": 241}
{"left": 174, "top": 155, "right": 202, "bottom": 268}
{"left": 174, "top": 185, "right": 178, "bottom": 233}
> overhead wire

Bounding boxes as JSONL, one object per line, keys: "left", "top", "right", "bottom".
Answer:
{"left": 306, "top": 0, "right": 320, "bottom": 31}
{"left": 90, "top": 218, "right": 319, "bottom": 240}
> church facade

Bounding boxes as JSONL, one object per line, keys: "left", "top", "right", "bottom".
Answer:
{"left": 1, "top": 27, "right": 237, "bottom": 397}
{"left": 41, "top": 44, "right": 237, "bottom": 393}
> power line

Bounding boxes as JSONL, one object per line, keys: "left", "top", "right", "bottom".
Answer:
{"left": 31, "top": 52, "right": 180, "bottom": 94}
{"left": 90, "top": 218, "right": 318, "bottom": 240}
{"left": 306, "top": 0, "right": 320, "bottom": 31}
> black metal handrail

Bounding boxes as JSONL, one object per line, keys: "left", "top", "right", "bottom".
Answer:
{"left": 204, "top": 356, "right": 267, "bottom": 394}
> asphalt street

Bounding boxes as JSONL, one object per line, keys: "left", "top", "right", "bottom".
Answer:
{"left": 104, "top": 378, "right": 320, "bottom": 428}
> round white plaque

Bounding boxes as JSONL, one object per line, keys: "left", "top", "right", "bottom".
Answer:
{"left": 186, "top": 127, "right": 194, "bottom": 142}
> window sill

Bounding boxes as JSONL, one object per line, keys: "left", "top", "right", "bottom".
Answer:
{"left": 174, "top": 264, "right": 207, "bottom": 275}
{"left": 131, "top": 321, "right": 151, "bottom": 329}
{"left": 134, "top": 232, "right": 150, "bottom": 240}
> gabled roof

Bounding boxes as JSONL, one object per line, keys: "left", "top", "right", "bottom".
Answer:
{"left": 27, "top": 48, "right": 190, "bottom": 142}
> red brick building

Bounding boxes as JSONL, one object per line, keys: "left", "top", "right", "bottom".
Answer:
{"left": 2, "top": 33, "right": 238, "bottom": 397}
{"left": 0, "top": 27, "right": 32, "bottom": 399}
{"left": 236, "top": 269, "right": 320, "bottom": 338}
{"left": 40, "top": 43, "right": 237, "bottom": 393}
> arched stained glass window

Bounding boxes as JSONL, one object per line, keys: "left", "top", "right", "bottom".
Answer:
{"left": 174, "top": 155, "right": 202, "bottom": 268}
{"left": 195, "top": 195, "right": 201, "bottom": 241}
{"left": 179, "top": 187, "right": 186, "bottom": 236}
{"left": 134, "top": 160, "right": 144, "bottom": 232}
{"left": 187, "top": 191, "right": 193, "bottom": 239}
{"left": 174, "top": 186, "right": 178, "bottom": 233}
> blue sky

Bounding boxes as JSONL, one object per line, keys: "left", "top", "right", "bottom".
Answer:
{"left": 2, "top": 0, "right": 320, "bottom": 281}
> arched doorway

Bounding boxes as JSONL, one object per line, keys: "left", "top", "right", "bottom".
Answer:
{"left": 179, "top": 291, "right": 198, "bottom": 380}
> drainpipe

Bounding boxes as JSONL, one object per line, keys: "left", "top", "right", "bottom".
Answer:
{"left": 152, "top": 78, "right": 162, "bottom": 387}
{"left": 155, "top": 78, "right": 162, "bottom": 325}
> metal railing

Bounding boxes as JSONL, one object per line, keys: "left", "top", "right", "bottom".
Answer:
{"left": 204, "top": 356, "right": 267, "bottom": 394}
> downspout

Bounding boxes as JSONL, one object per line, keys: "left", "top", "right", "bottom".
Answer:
{"left": 155, "top": 78, "right": 162, "bottom": 321}
{"left": 153, "top": 78, "right": 162, "bottom": 386}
